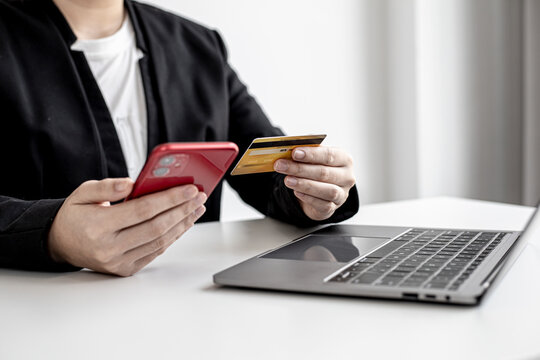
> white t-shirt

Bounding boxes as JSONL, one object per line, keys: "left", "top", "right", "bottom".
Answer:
{"left": 71, "top": 17, "right": 147, "bottom": 180}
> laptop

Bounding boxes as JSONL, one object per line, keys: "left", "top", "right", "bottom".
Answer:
{"left": 213, "top": 204, "right": 539, "bottom": 305}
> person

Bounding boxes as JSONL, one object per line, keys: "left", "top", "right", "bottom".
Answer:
{"left": 0, "top": 0, "right": 359, "bottom": 276}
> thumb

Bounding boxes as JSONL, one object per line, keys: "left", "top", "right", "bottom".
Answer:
{"left": 71, "top": 178, "right": 134, "bottom": 204}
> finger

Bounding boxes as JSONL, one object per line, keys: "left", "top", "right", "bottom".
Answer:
{"left": 103, "top": 205, "right": 206, "bottom": 277}
{"left": 71, "top": 178, "right": 134, "bottom": 205}
{"left": 284, "top": 176, "right": 347, "bottom": 206}
{"left": 291, "top": 146, "right": 353, "bottom": 167}
{"left": 294, "top": 191, "right": 337, "bottom": 220}
{"left": 275, "top": 161, "right": 353, "bottom": 187}
{"left": 114, "top": 247, "right": 164, "bottom": 277}
{"left": 130, "top": 249, "right": 161, "bottom": 275}
{"left": 122, "top": 205, "right": 206, "bottom": 264}
{"left": 115, "top": 192, "right": 207, "bottom": 252}
{"left": 106, "top": 184, "right": 201, "bottom": 229}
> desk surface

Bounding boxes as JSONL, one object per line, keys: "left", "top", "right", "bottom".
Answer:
{"left": 1, "top": 197, "right": 539, "bottom": 360}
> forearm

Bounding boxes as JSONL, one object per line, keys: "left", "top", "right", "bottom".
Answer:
{"left": 0, "top": 196, "right": 80, "bottom": 272}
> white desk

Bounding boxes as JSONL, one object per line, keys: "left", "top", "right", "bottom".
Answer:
{"left": 1, "top": 197, "right": 539, "bottom": 360}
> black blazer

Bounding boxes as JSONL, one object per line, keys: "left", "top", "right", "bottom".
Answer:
{"left": 0, "top": 0, "right": 359, "bottom": 271}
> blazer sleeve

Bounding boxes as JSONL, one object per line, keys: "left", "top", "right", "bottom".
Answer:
{"left": 213, "top": 31, "right": 359, "bottom": 227}
{"left": 0, "top": 196, "right": 80, "bottom": 271}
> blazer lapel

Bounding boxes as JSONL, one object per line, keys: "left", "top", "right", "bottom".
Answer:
{"left": 42, "top": 0, "right": 129, "bottom": 178}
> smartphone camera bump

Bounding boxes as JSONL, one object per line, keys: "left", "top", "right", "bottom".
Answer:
{"left": 154, "top": 154, "right": 190, "bottom": 177}
{"left": 153, "top": 155, "right": 175, "bottom": 177}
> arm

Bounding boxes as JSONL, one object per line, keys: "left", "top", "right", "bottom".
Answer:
{"left": 0, "top": 196, "right": 79, "bottom": 271}
{"left": 1, "top": 179, "right": 207, "bottom": 275}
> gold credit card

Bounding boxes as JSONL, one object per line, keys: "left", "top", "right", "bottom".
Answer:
{"left": 230, "top": 134, "right": 326, "bottom": 175}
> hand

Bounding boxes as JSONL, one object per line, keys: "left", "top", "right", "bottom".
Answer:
{"left": 48, "top": 178, "right": 207, "bottom": 276}
{"left": 274, "top": 146, "right": 355, "bottom": 221}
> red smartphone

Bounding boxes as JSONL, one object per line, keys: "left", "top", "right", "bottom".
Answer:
{"left": 126, "top": 142, "right": 239, "bottom": 200}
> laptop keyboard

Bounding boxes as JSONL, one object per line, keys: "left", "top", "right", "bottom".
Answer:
{"left": 328, "top": 229, "right": 507, "bottom": 291}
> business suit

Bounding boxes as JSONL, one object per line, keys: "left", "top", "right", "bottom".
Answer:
{"left": 0, "top": 0, "right": 359, "bottom": 271}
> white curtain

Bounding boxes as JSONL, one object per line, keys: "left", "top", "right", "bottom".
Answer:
{"left": 524, "top": 0, "right": 540, "bottom": 206}
{"left": 356, "top": 0, "right": 540, "bottom": 206}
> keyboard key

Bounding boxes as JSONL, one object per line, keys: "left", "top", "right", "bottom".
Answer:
{"left": 352, "top": 273, "right": 381, "bottom": 284}
{"left": 400, "top": 281, "right": 424, "bottom": 287}
{"left": 377, "top": 277, "right": 401, "bottom": 286}
{"left": 395, "top": 266, "right": 416, "bottom": 273}
{"left": 368, "top": 241, "right": 408, "bottom": 258}
{"left": 425, "top": 282, "right": 447, "bottom": 289}
{"left": 388, "top": 271, "right": 409, "bottom": 278}
{"left": 370, "top": 268, "right": 392, "bottom": 276}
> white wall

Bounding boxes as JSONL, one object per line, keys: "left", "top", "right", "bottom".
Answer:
{"left": 141, "top": 0, "right": 365, "bottom": 220}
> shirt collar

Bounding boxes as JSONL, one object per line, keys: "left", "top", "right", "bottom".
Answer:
{"left": 41, "top": 0, "right": 148, "bottom": 54}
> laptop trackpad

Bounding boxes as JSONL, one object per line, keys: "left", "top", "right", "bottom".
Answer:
{"left": 261, "top": 235, "right": 390, "bottom": 263}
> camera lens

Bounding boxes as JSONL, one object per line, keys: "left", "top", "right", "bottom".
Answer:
{"left": 153, "top": 167, "right": 170, "bottom": 177}
{"left": 159, "top": 155, "right": 175, "bottom": 166}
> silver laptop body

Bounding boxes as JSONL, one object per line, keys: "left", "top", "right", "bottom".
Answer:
{"left": 214, "top": 205, "right": 539, "bottom": 305}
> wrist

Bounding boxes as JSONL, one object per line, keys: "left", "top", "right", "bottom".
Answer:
{"left": 47, "top": 234, "right": 62, "bottom": 264}
{"left": 46, "top": 222, "right": 67, "bottom": 264}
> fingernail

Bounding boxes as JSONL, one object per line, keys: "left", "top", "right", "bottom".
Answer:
{"left": 184, "top": 186, "right": 198, "bottom": 198}
{"left": 114, "top": 179, "right": 130, "bottom": 192}
{"left": 293, "top": 149, "right": 306, "bottom": 160}
{"left": 195, "top": 205, "right": 206, "bottom": 218}
{"left": 294, "top": 190, "right": 305, "bottom": 199}
{"left": 274, "top": 160, "right": 288, "bottom": 171}
{"left": 285, "top": 177, "right": 297, "bottom": 187}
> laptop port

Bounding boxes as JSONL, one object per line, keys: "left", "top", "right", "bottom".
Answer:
{"left": 402, "top": 292, "right": 418, "bottom": 300}
{"left": 425, "top": 294, "right": 436, "bottom": 300}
